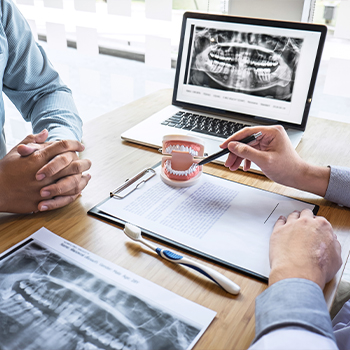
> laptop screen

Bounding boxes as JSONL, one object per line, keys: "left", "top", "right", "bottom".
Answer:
{"left": 173, "top": 12, "right": 327, "bottom": 130}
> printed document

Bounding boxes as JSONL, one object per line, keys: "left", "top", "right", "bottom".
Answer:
{"left": 99, "top": 166, "right": 316, "bottom": 278}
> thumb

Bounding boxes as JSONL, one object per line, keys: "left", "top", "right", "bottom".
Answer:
{"left": 34, "top": 129, "right": 48, "bottom": 144}
{"left": 17, "top": 144, "right": 40, "bottom": 157}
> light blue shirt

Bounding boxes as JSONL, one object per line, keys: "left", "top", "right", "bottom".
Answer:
{"left": 250, "top": 166, "right": 350, "bottom": 349}
{"left": 0, "top": 0, "right": 82, "bottom": 158}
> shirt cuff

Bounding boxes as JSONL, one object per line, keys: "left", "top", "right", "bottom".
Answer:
{"left": 46, "top": 126, "right": 81, "bottom": 142}
{"left": 324, "top": 166, "right": 350, "bottom": 208}
{"left": 253, "top": 278, "right": 335, "bottom": 344}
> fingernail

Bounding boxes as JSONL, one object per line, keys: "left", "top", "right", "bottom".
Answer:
{"left": 36, "top": 174, "right": 45, "bottom": 181}
{"left": 40, "top": 205, "right": 48, "bottom": 211}
{"left": 41, "top": 191, "right": 50, "bottom": 197}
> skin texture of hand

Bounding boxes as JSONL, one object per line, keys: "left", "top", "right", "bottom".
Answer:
{"left": 0, "top": 130, "right": 91, "bottom": 213}
{"left": 220, "top": 125, "right": 330, "bottom": 197}
{"left": 269, "top": 209, "right": 342, "bottom": 290}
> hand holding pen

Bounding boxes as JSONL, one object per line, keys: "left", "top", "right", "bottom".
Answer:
{"left": 197, "top": 131, "right": 262, "bottom": 166}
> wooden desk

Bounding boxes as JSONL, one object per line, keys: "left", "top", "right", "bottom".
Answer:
{"left": 1, "top": 88, "right": 350, "bottom": 349}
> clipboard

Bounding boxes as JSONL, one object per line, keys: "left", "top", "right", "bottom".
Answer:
{"left": 88, "top": 163, "right": 319, "bottom": 282}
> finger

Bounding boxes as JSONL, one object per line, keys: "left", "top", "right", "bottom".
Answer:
{"left": 229, "top": 156, "right": 244, "bottom": 171}
{"left": 36, "top": 140, "right": 85, "bottom": 163}
{"left": 273, "top": 215, "right": 287, "bottom": 229}
{"left": 299, "top": 208, "right": 315, "bottom": 218}
{"left": 224, "top": 152, "right": 239, "bottom": 168}
{"left": 287, "top": 210, "right": 301, "bottom": 221}
{"left": 220, "top": 126, "right": 262, "bottom": 148}
{"left": 53, "top": 158, "right": 92, "bottom": 180}
{"left": 17, "top": 144, "right": 41, "bottom": 157}
{"left": 36, "top": 152, "right": 77, "bottom": 180}
{"left": 243, "top": 159, "right": 251, "bottom": 171}
{"left": 34, "top": 129, "right": 49, "bottom": 143}
{"left": 40, "top": 173, "right": 91, "bottom": 198}
{"left": 38, "top": 193, "right": 81, "bottom": 212}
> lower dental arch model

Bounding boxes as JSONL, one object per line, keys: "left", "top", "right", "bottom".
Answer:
{"left": 161, "top": 135, "right": 205, "bottom": 187}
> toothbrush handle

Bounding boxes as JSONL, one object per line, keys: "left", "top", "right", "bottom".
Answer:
{"left": 156, "top": 249, "right": 240, "bottom": 295}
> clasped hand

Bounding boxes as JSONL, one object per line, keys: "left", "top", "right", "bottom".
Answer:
{"left": 0, "top": 129, "right": 91, "bottom": 213}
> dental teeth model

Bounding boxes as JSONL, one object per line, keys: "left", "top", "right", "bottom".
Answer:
{"left": 161, "top": 134, "right": 205, "bottom": 187}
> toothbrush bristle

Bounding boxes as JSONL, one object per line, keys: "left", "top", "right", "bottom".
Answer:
{"left": 124, "top": 223, "right": 142, "bottom": 241}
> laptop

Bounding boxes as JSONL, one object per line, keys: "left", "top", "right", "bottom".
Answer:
{"left": 122, "top": 12, "right": 327, "bottom": 171}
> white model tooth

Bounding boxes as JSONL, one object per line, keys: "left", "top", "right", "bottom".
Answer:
{"left": 194, "top": 150, "right": 198, "bottom": 156}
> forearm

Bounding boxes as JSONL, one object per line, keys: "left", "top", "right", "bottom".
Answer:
{"left": 251, "top": 279, "right": 337, "bottom": 347}
{"left": 30, "top": 89, "right": 83, "bottom": 142}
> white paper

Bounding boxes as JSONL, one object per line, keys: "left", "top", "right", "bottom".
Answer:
{"left": 74, "top": 0, "right": 96, "bottom": 13}
{"left": 46, "top": 22, "right": 67, "bottom": 50}
{"left": 145, "top": 0, "right": 172, "bottom": 21}
{"left": 99, "top": 166, "right": 316, "bottom": 278}
{"left": 0, "top": 227, "right": 215, "bottom": 349}
{"left": 334, "top": 1, "right": 350, "bottom": 40}
{"left": 145, "top": 35, "right": 172, "bottom": 69}
{"left": 107, "top": 0, "right": 131, "bottom": 17}
{"left": 43, "top": 0, "right": 63, "bottom": 9}
{"left": 16, "top": 0, "right": 34, "bottom": 5}
{"left": 76, "top": 26, "right": 99, "bottom": 56}
{"left": 323, "top": 58, "right": 350, "bottom": 98}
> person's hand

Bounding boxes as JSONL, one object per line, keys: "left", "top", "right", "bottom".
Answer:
{"left": 0, "top": 132, "right": 91, "bottom": 213}
{"left": 269, "top": 209, "right": 342, "bottom": 290}
{"left": 16, "top": 131, "right": 92, "bottom": 212}
{"left": 220, "top": 125, "right": 330, "bottom": 197}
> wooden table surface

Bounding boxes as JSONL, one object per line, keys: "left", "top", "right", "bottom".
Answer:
{"left": 1, "top": 88, "right": 350, "bottom": 349}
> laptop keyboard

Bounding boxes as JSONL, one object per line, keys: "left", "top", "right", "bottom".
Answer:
{"left": 161, "top": 111, "right": 251, "bottom": 139}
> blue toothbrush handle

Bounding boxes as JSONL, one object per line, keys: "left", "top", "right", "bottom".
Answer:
{"left": 156, "top": 248, "right": 240, "bottom": 295}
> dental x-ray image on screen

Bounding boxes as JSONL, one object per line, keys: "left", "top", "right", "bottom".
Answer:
{"left": 0, "top": 241, "right": 201, "bottom": 350}
{"left": 187, "top": 27, "right": 304, "bottom": 102}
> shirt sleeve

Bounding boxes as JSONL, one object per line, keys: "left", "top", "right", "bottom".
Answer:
{"left": 250, "top": 278, "right": 337, "bottom": 348}
{"left": 324, "top": 166, "right": 350, "bottom": 208}
{"left": 0, "top": 0, "right": 82, "bottom": 142}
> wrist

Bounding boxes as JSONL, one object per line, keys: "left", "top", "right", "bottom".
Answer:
{"left": 269, "top": 266, "right": 325, "bottom": 290}
{"left": 290, "top": 162, "right": 330, "bottom": 197}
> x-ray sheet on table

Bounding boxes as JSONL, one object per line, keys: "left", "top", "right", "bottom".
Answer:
{"left": 0, "top": 227, "right": 215, "bottom": 350}
{"left": 99, "top": 165, "right": 316, "bottom": 279}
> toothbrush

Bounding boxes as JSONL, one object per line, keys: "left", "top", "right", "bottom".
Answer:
{"left": 123, "top": 223, "right": 240, "bottom": 295}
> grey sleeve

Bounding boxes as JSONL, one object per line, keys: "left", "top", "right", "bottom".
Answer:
{"left": 253, "top": 278, "right": 335, "bottom": 344}
{"left": 324, "top": 166, "right": 350, "bottom": 208}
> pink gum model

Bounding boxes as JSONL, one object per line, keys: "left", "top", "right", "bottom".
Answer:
{"left": 161, "top": 134, "right": 205, "bottom": 187}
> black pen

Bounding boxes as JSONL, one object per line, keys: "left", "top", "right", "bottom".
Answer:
{"left": 197, "top": 131, "right": 262, "bottom": 166}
